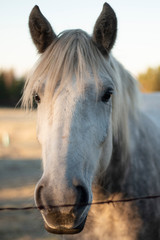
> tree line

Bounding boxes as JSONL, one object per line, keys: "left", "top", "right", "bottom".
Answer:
{"left": 0, "top": 66, "right": 160, "bottom": 107}
{"left": 0, "top": 70, "right": 25, "bottom": 107}
{"left": 138, "top": 66, "right": 160, "bottom": 92}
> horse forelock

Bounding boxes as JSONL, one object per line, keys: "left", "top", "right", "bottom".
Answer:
{"left": 22, "top": 29, "right": 109, "bottom": 108}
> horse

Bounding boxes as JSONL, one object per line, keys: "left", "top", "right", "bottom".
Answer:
{"left": 22, "top": 3, "right": 160, "bottom": 239}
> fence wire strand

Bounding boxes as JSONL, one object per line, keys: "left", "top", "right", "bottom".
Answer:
{"left": 1, "top": 194, "right": 160, "bottom": 211}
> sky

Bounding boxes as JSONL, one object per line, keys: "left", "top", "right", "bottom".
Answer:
{"left": 0, "top": 0, "right": 160, "bottom": 77}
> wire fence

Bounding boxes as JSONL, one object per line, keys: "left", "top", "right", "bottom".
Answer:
{"left": 1, "top": 194, "right": 160, "bottom": 211}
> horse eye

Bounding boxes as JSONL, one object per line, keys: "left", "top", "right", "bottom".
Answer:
{"left": 34, "top": 94, "right": 41, "bottom": 104}
{"left": 101, "top": 90, "right": 113, "bottom": 103}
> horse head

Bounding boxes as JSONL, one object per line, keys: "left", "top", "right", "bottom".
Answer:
{"left": 26, "top": 3, "right": 117, "bottom": 234}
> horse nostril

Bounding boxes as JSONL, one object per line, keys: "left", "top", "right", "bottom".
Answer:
{"left": 35, "top": 184, "right": 44, "bottom": 210}
{"left": 76, "top": 185, "right": 89, "bottom": 208}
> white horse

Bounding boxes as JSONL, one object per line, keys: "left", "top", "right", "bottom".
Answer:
{"left": 22, "top": 3, "right": 160, "bottom": 239}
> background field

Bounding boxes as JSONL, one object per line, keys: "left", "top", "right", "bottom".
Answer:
{"left": 0, "top": 109, "right": 60, "bottom": 240}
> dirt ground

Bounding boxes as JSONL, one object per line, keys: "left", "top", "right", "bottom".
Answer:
{"left": 0, "top": 109, "right": 60, "bottom": 240}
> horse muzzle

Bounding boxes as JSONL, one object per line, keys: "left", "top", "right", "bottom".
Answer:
{"left": 43, "top": 212, "right": 87, "bottom": 234}
{"left": 35, "top": 180, "right": 90, "bottom": 234}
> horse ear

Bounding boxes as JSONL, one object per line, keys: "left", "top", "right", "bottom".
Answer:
{"left": 29, "top": 5, "right": 56, "bottom": 53}
{"left": 92, "top": 3, "right": 117, "bottom": 55}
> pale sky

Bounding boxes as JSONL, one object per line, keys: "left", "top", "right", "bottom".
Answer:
{"left": 0, "top": 0, "right": 160, "bottom": 77}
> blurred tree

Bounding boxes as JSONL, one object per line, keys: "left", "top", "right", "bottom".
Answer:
{"left": 2, "top": 69, "right": 15, "bottom": 88}
{"left": 0, "top": 70, "right": 25, "bottom": 107}
{"left": 0, "top": 73, "right": 8, "bottom": 105}
{"left": 138, "top": 66, "right": 160, "bottom": 92}
{"left": 155, "top": 66, "right": 160, "bottom": 91}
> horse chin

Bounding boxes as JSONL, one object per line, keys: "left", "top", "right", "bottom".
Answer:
{"left": 44, "top": 217, "right": 87, "bottom": 235}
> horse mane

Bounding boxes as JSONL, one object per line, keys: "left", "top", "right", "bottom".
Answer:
{"left": 22, "top": 29, "right": 139, "bottom": 178}
{"left": 98, "top": 55, "right": 140, "bottom": 192}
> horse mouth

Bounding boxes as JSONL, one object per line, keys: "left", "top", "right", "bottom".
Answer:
{"left": 44, "top": 217, "right": 87, "bottom": 234}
